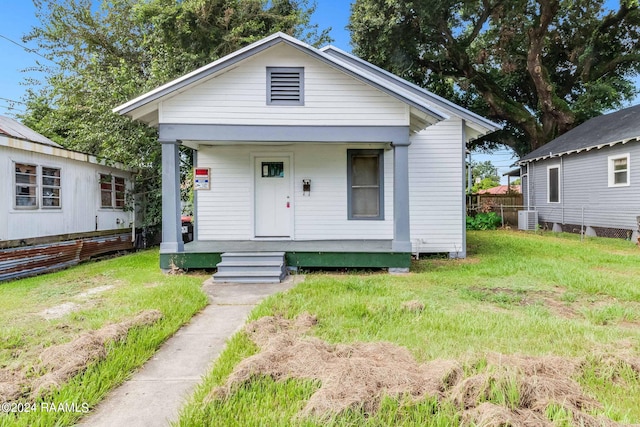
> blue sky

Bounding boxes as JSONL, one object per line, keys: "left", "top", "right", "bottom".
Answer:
{"left": 0, "top": 1, "right": 637, "bottom": 180}
{"left": 0, "top": 0, "right": 352, "bottom": 116}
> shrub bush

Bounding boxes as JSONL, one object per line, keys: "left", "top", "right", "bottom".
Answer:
{"left": 466, "top": 212, "right": 502, "bottom": 230}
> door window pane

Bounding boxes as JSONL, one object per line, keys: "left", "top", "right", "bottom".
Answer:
{"left": 261, "top": 162, "right": 284, "bottom": 178}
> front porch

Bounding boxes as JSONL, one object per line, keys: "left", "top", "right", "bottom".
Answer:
{"left": 160, "top": 240, "right": 411, "bottom": 270}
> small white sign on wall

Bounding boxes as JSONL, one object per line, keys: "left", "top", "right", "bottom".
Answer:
{"left": 194, "top": 168, "right": 210, "bottom": 190}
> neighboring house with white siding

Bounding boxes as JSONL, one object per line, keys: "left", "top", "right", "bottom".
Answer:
{"left": 114, "top": 32, "right": 500, "bottom": 272}
{"left": 517, "top": 104, "right": 640, "bottom": 240}
{"left": 0, "top": 116, "right": 135, "bottom": 244}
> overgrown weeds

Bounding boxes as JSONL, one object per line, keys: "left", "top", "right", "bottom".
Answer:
{"left": 177, "top": 231, "right": 640, "bottom": 426}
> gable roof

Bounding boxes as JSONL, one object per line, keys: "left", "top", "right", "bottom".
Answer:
{"left": 518, "top": 104, "right": 640, "bottom": 164}
{"left": 114, "top": 32, "right": 500, "bottom": 138}
{"left": 0, "top": 115, "right": 62, "bottom": 147}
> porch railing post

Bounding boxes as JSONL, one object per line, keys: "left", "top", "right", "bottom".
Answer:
{"left": 391, "top": 137, "right": 411, "bottom": 252}
{"left": 159, "top": 139, "right": 184, "bottom": 254}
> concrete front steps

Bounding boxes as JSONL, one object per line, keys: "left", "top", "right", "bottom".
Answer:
{"left": 213, "top": 252, "right": 287, "bottom": 283}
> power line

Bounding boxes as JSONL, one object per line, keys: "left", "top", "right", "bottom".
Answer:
{"left": 0, "top": 34, "right": 55, "bottom": 63}
{"left": 0, "top": 97, "right": 26, "bottom": 105}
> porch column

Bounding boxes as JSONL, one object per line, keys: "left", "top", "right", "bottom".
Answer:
{"left": 392, "top": 136, "right": 411, "bottom": 252}
{"left": 160, "top": 139, "right": 184, "bottom": 254}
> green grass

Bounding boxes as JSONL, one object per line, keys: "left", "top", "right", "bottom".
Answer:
{"left": 177, "top": 230, "right": 640, "bottom": 426}
{"left": 0, "top": 249, "right": 209, "bottom": 427}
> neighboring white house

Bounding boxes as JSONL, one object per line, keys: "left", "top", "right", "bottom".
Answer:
{"left": 0, "top": 116, "right": 135, "bottom": 243}
{"left": 114, "top": 32, "right": 500, "bottom": 271}
{"left": 517, "top": 104, "right": 640, "bottom": 239}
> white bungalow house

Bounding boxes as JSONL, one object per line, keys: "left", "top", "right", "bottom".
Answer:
{"left": 114, "top": 33, "right": 500, "bottom": 275}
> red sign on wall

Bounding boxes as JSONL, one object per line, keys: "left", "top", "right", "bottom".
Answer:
{"left": 194, "top": 168, "right": 210, "bottom": 190}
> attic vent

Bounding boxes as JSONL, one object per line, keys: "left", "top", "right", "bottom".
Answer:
{"left": 267, "top": 67, "right": 304, "bottom": 105}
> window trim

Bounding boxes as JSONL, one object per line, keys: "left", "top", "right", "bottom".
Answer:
{"left": 266, "top": 67, "right": 304, "bottom": 106}
{"left": 99, "top": 173, "right": 126, "bottom": 210}
{"left": 14, "top": 162, "right": 38, "bottom": 210}
{"left": 347, "top": 149, "right": 384, "bottom": 220}
{"left": 608, "top": 153, "right": 630, "bottom": 187}
{"left": 547, "top": 165, "right": 561, "bottom": 204}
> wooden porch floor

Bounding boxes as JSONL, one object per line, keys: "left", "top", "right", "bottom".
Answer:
{"left": 183, "top": 239, "right": 395, "bottom": 253}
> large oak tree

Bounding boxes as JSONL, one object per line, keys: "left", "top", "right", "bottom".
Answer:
{"left": 349, "top": 0, "right": 640, "bottom": 156}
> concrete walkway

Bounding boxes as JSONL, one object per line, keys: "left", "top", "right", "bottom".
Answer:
{"left": 79, "top": 276, "right": 302, "bottom": 427}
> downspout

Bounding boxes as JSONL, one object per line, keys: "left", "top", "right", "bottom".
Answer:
{"left": 526, "top": 163, "right": 531, "bottom": 209}
{"left": 561, "top": 156, "right": 564, "bottom": 224}
{"left": 461, "top": 120, "right": 467, "bottom": 258}
{"left": 467, "top": 150, "right": 472, "bottom": 195}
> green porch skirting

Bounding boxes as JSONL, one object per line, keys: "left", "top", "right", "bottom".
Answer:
{"left": 160, "top": 251, "right": 411, "bottom": 270}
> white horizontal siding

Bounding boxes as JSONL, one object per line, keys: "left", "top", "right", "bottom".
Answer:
{"left": 409, "top": 118, "right": 465, "bottom": 254}
{"left": 161, "top": 43, "right": 409, "bottom": 126}
{"left": 1, "top": 143, "right": 134, "bottom": 241}
{"left": 195, "top": 144, "right": 394, "bottom": 241}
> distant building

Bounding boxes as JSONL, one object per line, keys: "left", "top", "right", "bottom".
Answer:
{"left": 0, "top": 116, "right": 136, "bottom": 280}
{"left": 476, "top": 185, "right": 521, "bottom": 195}
{"left": 517, "top": 104, "right": 640, "bottom": 239}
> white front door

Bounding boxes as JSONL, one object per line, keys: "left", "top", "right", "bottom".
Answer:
{"left": 255, "top": 157, "right": 292, "bottom": 237}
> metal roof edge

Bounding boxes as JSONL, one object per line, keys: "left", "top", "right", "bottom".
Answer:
{"left": 516, "top": 136, "right": 640, "bottom": 165}
{"left": 0, "top": 134, "right": 136, "bottom": 173}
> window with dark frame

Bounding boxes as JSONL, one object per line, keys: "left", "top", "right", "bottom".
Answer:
{"left": 100, "top": 174, "right": 126, "bottom": 209}
{"left": 347, "top": 149, "right": 384, "bottom": 220}
{"left": 267, "top": 67, "right": 304, "bottom": 105}
{"left": 548, "top": 166, "right": 560, "bottom": 203}
{"left": 15, "top": 163, "right": 38, "bottom": 208}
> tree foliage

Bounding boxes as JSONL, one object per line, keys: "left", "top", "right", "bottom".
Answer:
{"left": 21, "top": 0, "right": 329, "bottom": 226}
{"left": 349, "top": 0, "right": 640, "bottom": 156}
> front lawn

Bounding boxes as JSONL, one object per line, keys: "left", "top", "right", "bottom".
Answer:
{"left": 178, "top": 231, "right": 640, "bottom": 426}
{"left": 0, "top": 249, "right": 208, "bottom": 427}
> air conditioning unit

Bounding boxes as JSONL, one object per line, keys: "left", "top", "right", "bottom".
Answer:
{"left": 518, "top": 210, "right": 538, "bottom": 231}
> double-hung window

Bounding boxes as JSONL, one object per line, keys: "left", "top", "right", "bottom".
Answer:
{"left": 547, "top": 166, "right": 560, "bottom": 203}
{"left": 608, "top": 154, "right": 630, "bottom": 187}
{"left": 100, "top": 174, "right": 126, "bottom": 209}
{"left": 347, "top": 149, "right": 384, "bottom": 220}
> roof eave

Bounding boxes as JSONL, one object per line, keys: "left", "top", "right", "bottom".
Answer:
{"left": 517, "top": 136, "right": 640, "bottom": 164}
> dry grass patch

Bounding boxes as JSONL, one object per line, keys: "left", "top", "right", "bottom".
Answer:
{"left": 209, "top": 313, "right": 640, "bottom": 426}
{"left": 0, "top": 310, "right": 162, "bottom": 401}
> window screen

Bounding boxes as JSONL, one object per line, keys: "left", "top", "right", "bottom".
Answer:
{"left": 548, "top": 167, "right": 560, "bottom": 203}
{"left": 348, "top": 150, "right": 384, "bottom": 220}
{"left": 613, "top": 158, "right": 628, "bottom": 185}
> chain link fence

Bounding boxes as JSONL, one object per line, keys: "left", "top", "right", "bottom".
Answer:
{"left": 468, "top": 200, "right": 639, "bottom": 241}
